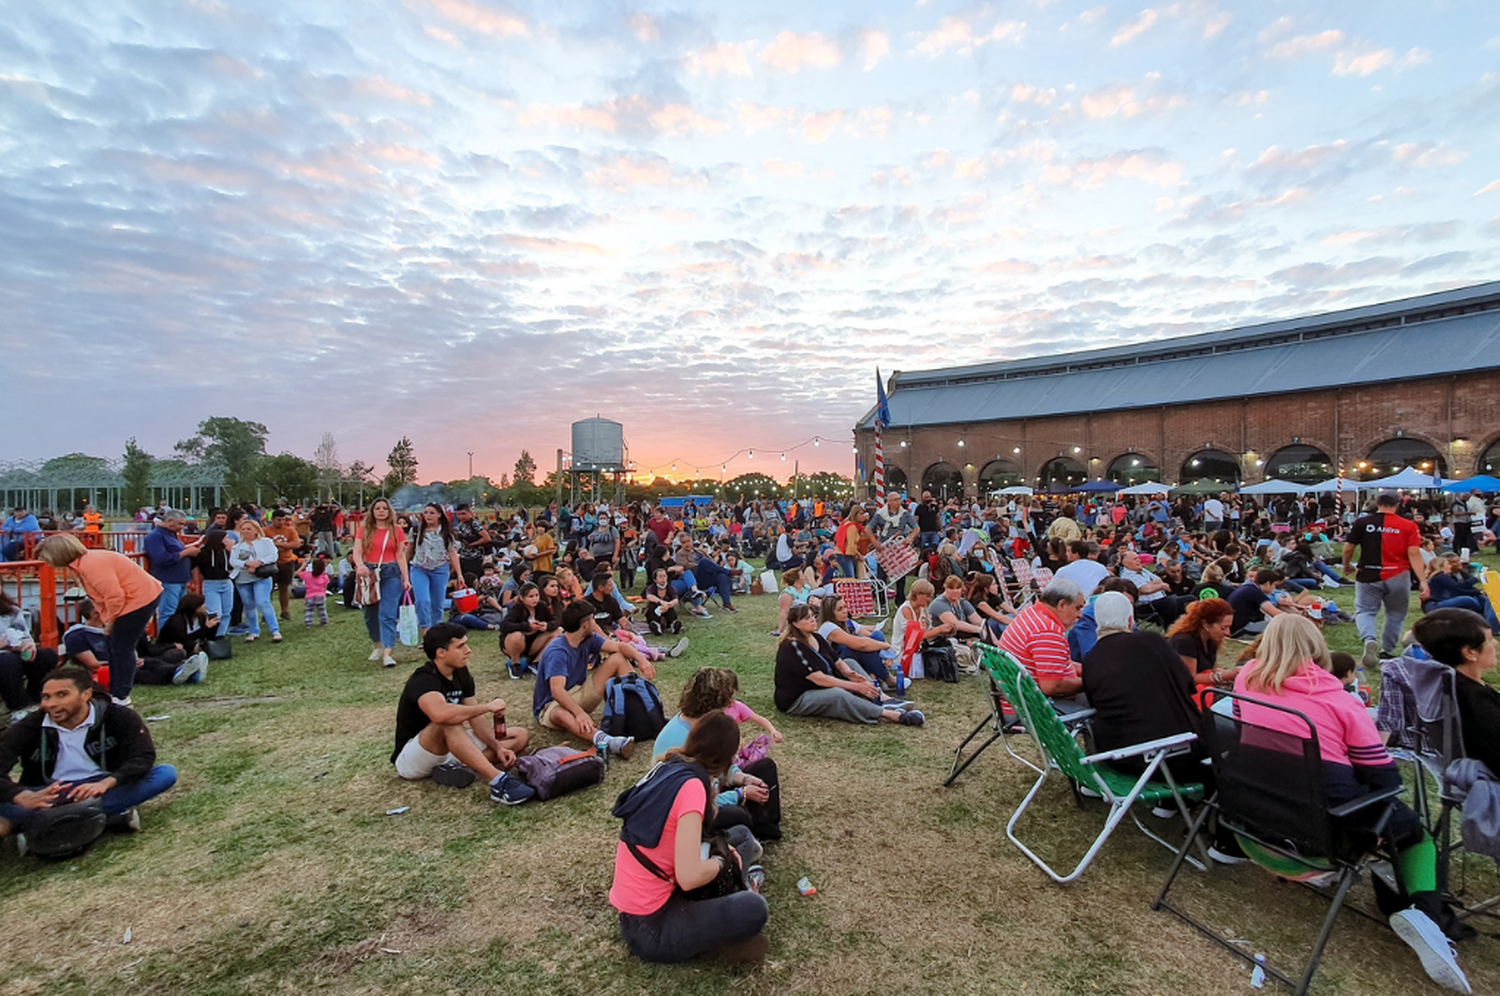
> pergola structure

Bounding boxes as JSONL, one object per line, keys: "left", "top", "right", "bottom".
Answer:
{"left": 0, "top": 457, "right": 227, "bottom": 516}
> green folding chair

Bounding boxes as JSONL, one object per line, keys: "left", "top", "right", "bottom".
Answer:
{"left": 1000, "top": 660, "right": 1208, "bottom": 884}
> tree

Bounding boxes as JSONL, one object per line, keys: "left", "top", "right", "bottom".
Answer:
{"left": 176, "top": 416, "right": 269, "bottom": 502}
{"left": 344, "top": 460, "right": 376, "bottom": 485}
{"left": 313, "top": 432, "right": 341, "bottom": 500}
{"left": 513, "top": 450, "right": 537, "bottom": 486}
{"left": 121, "top": 439, "right": 154, "bottom": 511}
{"left": 384, "top": 437, "right": 419, "bottom": 493}
{"left": 257, "top": 453, "right": 320, "bottom": 506}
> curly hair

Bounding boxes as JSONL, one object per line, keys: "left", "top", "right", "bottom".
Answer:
{"left": 678, "top": 666, "right": 740, "bottom": 718}
{"left": 1166, "top": 597, "right": 1232, "bottom": 642}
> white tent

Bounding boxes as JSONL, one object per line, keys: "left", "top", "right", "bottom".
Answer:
{"left": 1359, "top": 465, "right": 1448, "bottom": 489}
{"left": 1238, "top": 479, "right": 1309, "bottom": 495}
{"left": 1116, "top": 482, "right": 1171, "bottom": 495}
{"left": 993, "top": 485, "right": 1035, "bottom": 495}
{"left": 1305, "top": 477, "right": 1361, "bottom": 494}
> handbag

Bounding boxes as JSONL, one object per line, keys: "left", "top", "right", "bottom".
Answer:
{"left": 252, "top": 563, "right": 279, "bottom": 578}
{"left": 627, "top": 831, "right": 744, "bottom": 901}
{"left": 356, "top": 529, "right": 392, "bottom": 606}
{"left": 397, "top": 593, "right": 419, "bottom": 646}
{"left": 206, "top": 636, "right": 233, "bottom": 661}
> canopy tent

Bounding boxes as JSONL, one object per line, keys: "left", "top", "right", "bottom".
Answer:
{"left": 1359, "top": 466, "right": 1448, "bottom": 490}
{"left": 1440, "top": 475, "right": 1500, "bottom": 493}
{"left": 990, "top": 485, "right": 1035, "bottom": 496}
{"left": 1117, "top": 482, "right": 1171, "bottom": 495}
{"left": 1170, "top": 479, "right": 1231, "bottom": 495}
{"left": 1237, "top": 479, "right": 1309, "bottom": 496}
{"left": 1304, "top": 477, "right": 1359, "bottom": 494}
{"left": 1074, "top": 479, "right": 1121, "bottom": 493}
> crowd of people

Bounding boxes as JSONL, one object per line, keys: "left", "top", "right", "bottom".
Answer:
{"left": 0, "top": 483, "right": 1498, "bottom": 985}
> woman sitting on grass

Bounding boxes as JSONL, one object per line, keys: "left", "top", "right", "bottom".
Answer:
{"left": 1233, "top": 614, "right": 1471, "bottom": 992}
{"left": 610, "top": 710, "right": 769, "bottom": 964}
{"left": 816, "top": 594, "right": 900, "bottom": 692}
{"left": 773, "top": 604, "right": 922, "bottom": 726}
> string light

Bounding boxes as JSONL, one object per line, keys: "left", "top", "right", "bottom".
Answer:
{"left": 748, "top": 449, "right": 753, "bottom": 459}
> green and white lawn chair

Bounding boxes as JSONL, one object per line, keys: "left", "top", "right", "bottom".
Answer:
{"left": 997, "top": 658, "right": 1208, "bottom": 884}
{"left": 947, "top": 645, "right": 1093, "bottom": 785}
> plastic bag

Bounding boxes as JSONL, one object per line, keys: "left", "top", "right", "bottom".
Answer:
{"left": 397, "top": 593, "right": 419, "bottom": 646}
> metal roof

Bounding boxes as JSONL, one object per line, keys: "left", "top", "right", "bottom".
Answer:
{"left": 858, "top": 281, "right": 1500, "bottom": 429}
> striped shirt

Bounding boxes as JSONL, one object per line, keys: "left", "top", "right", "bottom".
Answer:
{"left": 999, "top": 601, "right": 1074, "bottom": 682}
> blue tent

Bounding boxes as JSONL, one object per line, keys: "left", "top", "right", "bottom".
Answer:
{"left": 1074, "top": 479, "right": 1120, "bottom": 493}
{"left": 1441, "top": 475, "right": 1500, "bottom": 493}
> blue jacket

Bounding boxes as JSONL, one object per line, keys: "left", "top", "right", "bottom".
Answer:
{"left": 143, "top": 526, "right": 193, "bottom": 584}
{"left": 1, "top": 514, "right": 40, "bottom": 543}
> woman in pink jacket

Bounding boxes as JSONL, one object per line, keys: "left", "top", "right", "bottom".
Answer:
{"left": 37, "top": 533, "right": 162, "bottom": 706}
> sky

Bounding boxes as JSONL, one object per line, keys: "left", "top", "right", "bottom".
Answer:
{"left": 3, "top": 1, "right": 1498, "bottom": 484}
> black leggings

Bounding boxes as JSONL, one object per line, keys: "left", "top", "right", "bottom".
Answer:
{"left": 708, "top": 758, "right": 781, "bottom": 841}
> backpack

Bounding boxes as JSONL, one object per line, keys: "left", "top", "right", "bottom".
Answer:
{"left": 602, "top": 674, "right": 668, "bottom": 741}
{"left": 19, "top": 798, "right": 106, "bottom": 859}
{"left": 512, "top": 746, "right": 605, "bottom": 800}
{"left": 923, "top": 641, "right": 960, "bottom": 683}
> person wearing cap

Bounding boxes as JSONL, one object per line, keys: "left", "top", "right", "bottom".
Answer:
{"left": 1343, "top": 490, "right": 1427, "bottom": 667}
{"left": 1, "top": 507, "right": 42, "bottom": 562}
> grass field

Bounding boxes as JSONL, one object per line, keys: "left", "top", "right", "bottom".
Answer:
{"left": 2, "top": 565, "right": 1498, "bottom": 996}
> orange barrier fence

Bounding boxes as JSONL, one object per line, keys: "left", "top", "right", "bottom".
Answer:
{"left": 0, "top": 551, "right": 152, "bottom": 649}
{"left": 21, "top": 529, "right": 148, "bottom": 559}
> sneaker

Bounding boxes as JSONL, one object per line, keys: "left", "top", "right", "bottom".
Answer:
{"left": 15, "top": 832, "right": 27, "bottom": 857}
{"left": 111, "top": 696, "right": 132, "bottom": 708}
{"left": 1078, "top": 785, "right": 1103, "bottom": 799}
{"left": 506, "top": 660, "right": 522, "bottom": 680}
{"left": 489, "top": 772, "right": 536, "bottom": 805}
{"left": 1361, "top": 638, "right": 1379, "bottom": 671}
{"left": 382, "top": 654, "right": 397, "bottom": 668}
{"left": 594, "top": 733, "right": 636, "bottom": 759}
{"left": 898, "top": 709, "right": 925, "bottom": 726}
{"left": 368, "top": 647, "right": 384, "bottom": 662}
{"left": 670, "top": 620, "right": 683, "bottom": 634}
{"left": 692, "top": 607, "right": 712, "bottom": 619}
{"left": 431, "top": 762, "right": 476, "bottom": 788}
{"left": 648, "top": 620, "right": 662, "bottom": 636}
{"left": 1207, "top": 846, "right": 1249, "bottom": 865}
{"left": 1389, "top": 908, "right": 1471, "bottom": 993}
{"left": 668, "top": 637, "right": 689, "bottom": 658}
{"left": 1323, "top": 579, "right": 1340, "bottom": 588}
{"left": 721, "top": 604, "right": 737, "bottom": 613}
{"left": 106, "top": 808, "right": 141, "bottom": 833}
{"left": 745, "top": 865, "right": 766, "bottom": 894}
{"left": 271, "top": 633, "right": 283, "bottom": 643}
{"left": 244, "top": 634, "right": 257, "bottom": 642}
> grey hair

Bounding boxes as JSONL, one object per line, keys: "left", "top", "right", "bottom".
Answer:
{"left": 1038, "top": 577, "right": 1084, "bottom": 608}
{"left": 1093, "top": 591, "right": 1135, "bottom": 635}
{"left": 161, "top": 509, "right": 187, "bottom": 523}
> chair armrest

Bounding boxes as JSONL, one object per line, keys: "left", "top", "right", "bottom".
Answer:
{"left": 1327, "top": 785, "right": 1404, "bottom": 819}
{"left": 1058, "top": 708, "right": 1096, "bottom": 727}
{"left": 1081, "top": 732, "right": 1198, "bottom": 766}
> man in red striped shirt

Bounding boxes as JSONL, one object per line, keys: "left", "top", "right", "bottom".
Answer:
{"left": 999, "top": 578, "right": 1087, "bottom": 698}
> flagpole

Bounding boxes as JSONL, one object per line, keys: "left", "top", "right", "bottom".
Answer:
{"left": 875, "top": 423, "right": 885, "bottom": 501}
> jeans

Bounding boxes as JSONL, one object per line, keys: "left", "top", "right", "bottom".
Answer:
{"left": 0, "top": 764, "right": 178, "bottom": 827}
{"left": 839, "top": 628, "right": 893, "bottom": 684}
{"left": 410, "top": 562, "right": 450, "bottom": 629}
{"left": 236, "top": 577, "right": 280, "bottom": 638}
{"left": 919, "top": 531, "right": 942, "bottom": 553}
{"left": 1312, "top": 560, "right": 1344, "bottom": 582}
{"left": 834, "top": 554, "right": 857, "bottom": 579}
{"left": 1428, "top": 596, "right": 1500, "bottom": 633}
{"left": 1354, "top": 573, "right": 1412, "bottom": 655}
{"left": 315, "top": 531, "right": 339, "bottom": 558}
{"left": 108, "top": 597, "right": 159, "bottom": 701}
{"left": 156, "top": 582, "right": 185, "bottom": 626}
{"left": 201, "top": 579, "right": 234, "bottom": 636}
{"left": 691, "top": 557, "right": 734, "bottom": 608}
{"left": 362, "top": 562, "right": 403, "bottom": 647}
{"left": 1282, "top": 577, "right": 1320, "bottom": 592}
{"left": 671, "top": 571, "right": 705, "bottom": 607}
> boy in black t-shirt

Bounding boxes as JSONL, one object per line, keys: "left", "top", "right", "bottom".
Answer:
{"left": 391, "top": 623, "right": 533, "bottom": 805}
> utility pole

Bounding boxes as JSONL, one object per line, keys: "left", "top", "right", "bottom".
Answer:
{"left": 467, "top": 451, "right": 474, "bottom": 478}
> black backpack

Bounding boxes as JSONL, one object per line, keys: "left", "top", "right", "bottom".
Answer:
{"left": 602, "top": 674, "right": 668, "bottom": 741}
{"left": 924, "top": 642, "right": 960, "bottom": 683}
{"left": 20, "top": 799, "right": 106, "bottom": 859}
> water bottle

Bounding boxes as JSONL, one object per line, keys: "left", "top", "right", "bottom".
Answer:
{"left": 1250, "top": 953, "right": 1267, "bottom": 988}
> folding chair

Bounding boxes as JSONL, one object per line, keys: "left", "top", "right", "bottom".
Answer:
{"left": 1033, "top": 566, "right": 1055, "bottom": 588}
{"left": 1154, "top": 689, "right": 1406, "bottom": 996}
{"left": 999, "top": 658, "right": 1207, "bottom": 883}
{"left": 1006, "top": 558, "right": 1037, "bottom": 608}
{"left": 946, "top": 646, "right": 1038, "bottom": 785}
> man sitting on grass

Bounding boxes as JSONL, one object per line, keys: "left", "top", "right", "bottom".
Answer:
{"left": 533, "top": 600, "right": 654, "bottom": 758}
{"left": 392, "top": 623, "right": 534, "bottom": 805}
{"left": 0, "top": 665, "right": 178, "bottom": 846}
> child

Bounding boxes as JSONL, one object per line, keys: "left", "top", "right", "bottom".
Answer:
{"left": 1329, "top": 650, "right": 1360, "bottom": 698}
{"left": 722, "top": 670, "right": 784, "bottom": 768}
{"left": 611, "top": 623, "right": 685, "bottom": 662}
{"left": 299, "top": 556, "right": 331, "bottom": 626}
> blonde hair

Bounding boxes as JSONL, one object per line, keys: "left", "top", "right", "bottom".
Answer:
{"left": 237, "top": 519, "right": 264, "bottom": 540}
{"left": 907, "top": 579, "right": 935, "bottom": 601}
{"left": 36, "top": 533, "right": 88, "bottom": 566}
{"left": 1242, "top": 614, "right": 1331, "bottom": 694}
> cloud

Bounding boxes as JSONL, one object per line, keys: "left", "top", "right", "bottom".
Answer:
{"left": 517, "top": 96, "right": 726, "bottom": 136}
{"left": 1042, "top": 149, "right": 1183, "bottom": 188}
{"left": 626, "top": 13, "right": 659, "bottom": 42}
{"left": 424, "top": 0, "right": 529, "bottom": 37}
{"left": 1476, "top": 179, "right": 1500, "bottom": 196}
{"left": 1079, "top": 80, "right": 1187, "bottom": 118}
{"left": 1333, "top": 48, "right": 1392, "bottom": 77}
{"left": 1010, "top": 82, "right": 1057, "bottom": 105}
{"left": 800, "top": 110, "right": 844, "bottom": 143}
{"left": 1110, "top": 9, "right": 1159, "bottom": 47}
{"left": 1393, "top": 142, "right": 1467, "bottom": 168}
{"left": 736, "top": 101, "right": 797, "bottom": 132}
{"left": 1250, "top": 140, "right": 1352, "bottom": 171}
{"left": 859, "top": 30, "right": 890, "bottom": 72}
{"left": 353, "top": 76, "right": 432, "bottom": 106}
{"left": 1266, "top": 30, "right": 1344, "bottom": 59}
{"left": 684, "top": 41, "right": 753, "bottom": 77}
{"left": 423, "top": 24, "right": 461, "bottom": 47}
{"left": 758, "top": 31, "right": 841, "bottom": 73}
{"left": 911, "top": 16, "right": 1026, "bottom": 57}
{"left": 1320, "top": 221, "right": 1460, "bottom": 246}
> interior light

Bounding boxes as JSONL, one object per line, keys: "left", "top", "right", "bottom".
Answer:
{"left": 1073, "top": 446, "right": 1081, "bottom": 454}
{"left": 1013, "top": 447, "right": 1021, "bottom": 454}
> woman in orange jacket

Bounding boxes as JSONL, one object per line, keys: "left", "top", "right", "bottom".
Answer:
{"left": 37, "top": 533, "right": 162, "bottom": 706}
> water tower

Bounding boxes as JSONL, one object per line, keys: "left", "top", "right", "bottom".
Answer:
{"left": 565, "top": 417, "right": 628, "bottom": 505}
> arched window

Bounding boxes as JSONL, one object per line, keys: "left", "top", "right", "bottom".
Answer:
{"left": 922, "top": 462, "right": 964, "bottom": 499}
{"left": 1362, "top": 439, "right": 1446, "bottom": 479}
{"left": 1180, "top": 449, "right": 1240, "bottom": 488}
{"left": 1038, "top": 456, "right": 1087, "bottom": 492}
{"left": 1479, "top": 440, "right": 1500, "bottom": 475}
{"left": 978, "top": 459, "right": 1023, "bottom": 493}
{"left": 1104, "top": 453, "right": 1161, "bottom": 486}
{"left": 1265, "top": 445, "right": 1333, "bottom": 484}
{"left": 885, "top": 465, "right": 908, "bottom": 491}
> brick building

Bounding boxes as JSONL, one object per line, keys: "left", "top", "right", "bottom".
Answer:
{"left": 854, "top": 281, "right": 1500, "bottom": 499}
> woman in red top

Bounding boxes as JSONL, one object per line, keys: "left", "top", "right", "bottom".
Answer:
{"left": 353, "top": 498, "right": 411, "bottom": 667}
{"left": 609, "top": 711, "right": 768, "bottom": 963}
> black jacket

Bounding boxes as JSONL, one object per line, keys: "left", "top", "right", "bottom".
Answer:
{"left": 0, "top": 700, "right": 158, "bottom": 802}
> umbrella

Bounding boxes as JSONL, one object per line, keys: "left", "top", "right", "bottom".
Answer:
{"left": 1360, "top": 466, "right": 1448, "bottom": 489}
{"left": 1238, "top": 479, "right": 1309, "bottom": 496}
{"left": 1116, "top": 482, "right": 1171, "bottom": 495}
{"left": 1074, "top": 479, "right": 1120, "bottom": 493}
{"left": 1440, "top": 475, "right": 1500, "bottom": 493}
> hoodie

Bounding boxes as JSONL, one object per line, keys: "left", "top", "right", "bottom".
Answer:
{"left": 0, "top": 698, "right": 158, "bottom": 802}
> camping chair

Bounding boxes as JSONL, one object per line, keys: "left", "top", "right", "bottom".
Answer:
{"left": 1000, "top": 657, "right": 1207, "bottom": 883}
{"left": 1006, "top": 558, "right": 1038, "bottom": 608}
{"left": 1398, "top": 656, "right": 1500, "bottom": 922}
{"left": 1154, "top": 689, "right": 1406, "bottom": 996}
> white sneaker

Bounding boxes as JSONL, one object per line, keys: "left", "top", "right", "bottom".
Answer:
{"left": 1323, "top": 579, "right": 1340, "bottom": 588}
{"left": 1389, "top": 908, "right": 1471, "bottom": 993}
{"left": 368, "top": 647, "right": 383, "bottom": 662}
{"left": 1150, "top": 805, "right": 1176, "bottom": 819}
{"left": 382, "top": 654, "right": 397, "bottom": 668}
{"left": 668, "top": 637, "right": 689, "bottom": 658}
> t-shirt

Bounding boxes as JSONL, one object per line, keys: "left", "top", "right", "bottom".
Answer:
{"left": 914, "top": 502, "right": 941, "bottom": 533}
{"left": 451, "top": 518, "right": 487, "bottom": 565}
{"left": 587, "top": 525, "right": 620, "bottom": 558}
{"left": 359, "top": 526, "right": 406, "bottom": 564}
{"left": 391, "top": 662, "right": 475, "bottom": 762}
{"left": 63, "top": 624, "right": 110, "bottom": 664}
{"left": 646, "top": 517, "right": 674, "bottom": 546}
{"left": 531, "top": 532, "right": 556, "bottom": 573}
{"left": 1202, "top": 498, "right": 1224, "bottom": 522}
{"left": 1168, "top": 632, "right": 1216, "bottom": 674}
{"left": 929, "top": 595, "right": 976, "bottom": 626}
{"left": 1227, "top": 582, "right": 1269, "bottom": 632}
{"left": 1082, "top": 632, "right": 1202, "bottom": 755}
{"left": 1055, "top": 559, "right": 1110, "bottom": 595}
{"left": 998, "top": 602, "right": 1074, "bottom": 684}
{"left": 1455, "top": 671, "right": 1500, "bottom": 777}
{"left": 265, "top": 522, "right": 301, "bottom": 564}
{"left": 773, "top": 634, "right": 839, "bottom": 713}
{"left": 1117, "top": 566, "right": 1163, "bottom": 603}
{"left": 533, "top": 632, "right": 606, "bottom": 718}
{"left": 586, "top": 590, "right": 623, "bottom": 631}
{"left": 608, "top": 778, "right": 706, "bottom": 916}
{"left": 1346, "top": 511, "right": 1420, "bottom": 583}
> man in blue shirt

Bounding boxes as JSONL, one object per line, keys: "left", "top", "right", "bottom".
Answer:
{"left": 1, "top": 507, "right": 42, "bottom": 561}
{"left": 532, "top": 600, "right": 652, "bottom": 758}
{"left": 142, "top": 510, "right": 202, "bottom": 625}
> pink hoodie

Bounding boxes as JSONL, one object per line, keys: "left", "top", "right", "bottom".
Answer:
{"left": 1233, "top": 660, "right": 1390, "bottom": 771}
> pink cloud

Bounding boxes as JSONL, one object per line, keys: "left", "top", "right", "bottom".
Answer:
{"left": 800, "top": 110, "right": 844, "bottom": 143}
{"left": 912, "top": 16, "right": 1026, "bottom": 57}
{"left": 1266, "top": 30, "right": 1344, "bottom": 59}
{"left": 859, "top": 30, "right": 890, "bottom": 71}
{"left": 1110, "top": 9, "right": 1159, "bottom": 47}
{"left": 424, "top": 0, "right": 529, "bottom": 37}
{"left": 354, "top": 76, "right": 432, "bottom": 106}
{"left": 759, "top": 31, "right": 841, "bottom": 73}
{"left": 684, "top": 41, "right": 753, "bottom": 77}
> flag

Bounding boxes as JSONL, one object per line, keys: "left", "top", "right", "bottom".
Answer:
{"left": 1433, "top": 465, "right": 1443, "bottom": 488}
{"left": 856, "top": 453, "right": 865, "bottom": 479}
{"left": 875, "top": 369, "right": 891, "bottom": 429}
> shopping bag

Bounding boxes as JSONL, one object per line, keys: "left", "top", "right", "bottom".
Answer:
{"left": 760, "top": 570, "right": 779, "bottom": 594}
{"left": 397, "top": 593, "right": 420, "bottom": 646}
